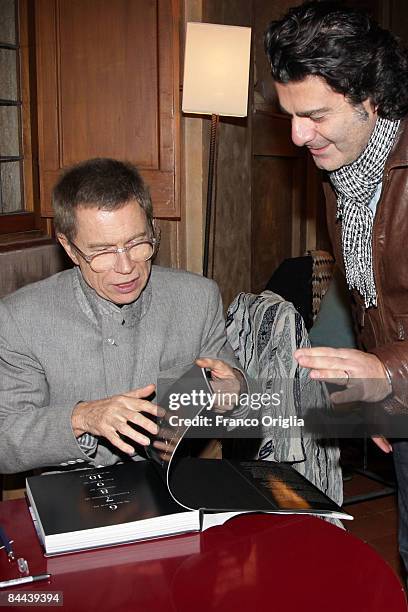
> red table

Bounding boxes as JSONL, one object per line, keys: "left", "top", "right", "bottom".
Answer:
{"left": 0, "top": 498, "right": 406, "bottom": 612}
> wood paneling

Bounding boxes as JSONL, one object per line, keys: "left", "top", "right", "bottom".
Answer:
{"left": 0, "top": 243, "right": 68, "bottom": 297}
{"left": 35, "top": 0, "right": 180, "bottom": 219}
{"left": 154, "top": 218, "right": 181, "bottom": 268}
{"left": 58, "top": 1, "right": 158, "bottom": 168}
{"left": 253, "top": 111, "right": 301, "bottom": 158}
{"left": 253, "top": 0, "right": 297, "bottom": 114}
{"left": 252, "top": 156, "right": 306, "bottom": 294}
{"left": 211, "top": 117, "right": 252, "bottom": 308}
{"left": 390, "top": 0, "right": 408, "bottom": 44}
{"left": 19, "top": 0, "right": 36, "bottom": 217}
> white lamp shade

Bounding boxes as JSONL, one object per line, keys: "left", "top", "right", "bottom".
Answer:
{"left": 182, "top": 22, "right": 251, "bottom": 117}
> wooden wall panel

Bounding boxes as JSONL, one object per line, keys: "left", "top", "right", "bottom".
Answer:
{"left": 35, "top": 0, "right": 180, "bottom": 219}
{"left": 211, "top": 118, "right": 252, "bottom": 309}
{"left": 0, "top": 244, "right": 69, "bottom": 298}
{"left": 253, "top": 0, "right": 296, "bottom": 113}
{"left": 390, "top": 0, "right": 408, "bottom": 44}
{"left": 58, "top": 1, "right": 158, "bottom": 168}
{"left": 253, "top": 112, "right": 298, "bottom": 157}
{"left": 252, "top": 157, "right": 305, "bottom": 294}
{"left": 154, "top": 219, "right": 181, "bottom": 269}
{"left": 180, "top": 0, "right": 205, "bottom": 274}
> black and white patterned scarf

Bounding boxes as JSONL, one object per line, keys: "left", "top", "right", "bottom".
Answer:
{"left": 329, "top": 117, "right": 400, "bottom": 308}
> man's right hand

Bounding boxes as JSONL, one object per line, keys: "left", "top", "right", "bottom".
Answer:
{"left": 372, "top": 435, "right": 393, "bottom": 454}
{"left": 71, "top": 384, "right": 163, "bottom": 455}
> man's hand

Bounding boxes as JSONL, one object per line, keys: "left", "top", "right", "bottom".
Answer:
{"left": 372, "top": 435, "right": 393, "bottom": 453}
{"left": 72, "top": 384, "right": 164, "bottom": 455}
{"left": 294, "top": 347, "right": 392, "bottom": 403}
{"left": 295, "top": 347, "right": 394, "bottom": 453}
{"left": 195, "top": 358, "right": 244, "bottom": 413}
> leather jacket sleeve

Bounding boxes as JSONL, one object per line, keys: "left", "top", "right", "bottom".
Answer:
{"left": 371, "top": 342, "right": 408, "bottom": 408}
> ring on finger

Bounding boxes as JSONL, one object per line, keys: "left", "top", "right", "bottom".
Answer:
{"left": 344, "top": 370, "right": 350, "bottom": 385}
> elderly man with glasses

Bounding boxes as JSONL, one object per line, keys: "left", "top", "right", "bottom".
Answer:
{"left": 0, "top": 158, "right": 241, "bottom": 473}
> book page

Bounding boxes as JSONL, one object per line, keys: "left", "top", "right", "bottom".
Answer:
{"left": 146, "top": 365, "right": 214, "bottom": 480}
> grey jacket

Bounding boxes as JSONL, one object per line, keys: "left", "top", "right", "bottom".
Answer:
{"left": 0, "top": 265, "right": 237, "bottom": 473}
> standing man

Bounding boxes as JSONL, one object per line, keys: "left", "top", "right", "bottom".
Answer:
{"left": 264, "top": 1, "right": 408, "bottom": 571}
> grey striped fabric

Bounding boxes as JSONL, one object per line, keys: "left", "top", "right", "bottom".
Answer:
{"left": 77, "top": 432, "right": 97, "bottom": 455}
{"left": 226, "top": 291, "right": 343, "bottom": 508}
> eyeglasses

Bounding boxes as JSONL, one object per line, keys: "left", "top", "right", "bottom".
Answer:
{"left": 68, "top": 237, "right": 157, "bottom": 272}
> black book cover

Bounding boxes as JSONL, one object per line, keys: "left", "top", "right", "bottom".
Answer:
{"left": 27, "top": 461, "right": 184, "bottom": 536}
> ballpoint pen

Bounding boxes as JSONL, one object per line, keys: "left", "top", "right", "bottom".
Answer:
{"left": 0, "top": 525, "right": 29, "bottom": 575}
{"left": 0, "top": 574, "right": 51, "bottom": 589}
{"left": 0, "top": 526, "right": 15, "bottom": 562}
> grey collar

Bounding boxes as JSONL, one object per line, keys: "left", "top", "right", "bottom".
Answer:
{"left": 72, "top": 266, "right": 152, "bottom": 328}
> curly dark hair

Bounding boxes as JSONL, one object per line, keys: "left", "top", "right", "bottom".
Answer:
{"left": 264, "top": 1, "right": 408, "bottom": 119}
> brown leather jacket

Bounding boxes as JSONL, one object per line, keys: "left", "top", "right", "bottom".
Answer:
{"left": 324, "top": 119, "right": 408, "bottom": 395}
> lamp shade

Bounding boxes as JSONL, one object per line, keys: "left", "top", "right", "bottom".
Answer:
{"left": 182, "top": 22, "right": 251, "bottom": 117}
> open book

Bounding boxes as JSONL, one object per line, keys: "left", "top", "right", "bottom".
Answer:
{"left": 26, "top": 365, "right": 351, "bottom": 555}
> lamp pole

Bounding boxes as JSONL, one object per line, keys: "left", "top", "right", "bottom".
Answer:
{"left": 203, "top": 113, "right": 219, "bottom": 278}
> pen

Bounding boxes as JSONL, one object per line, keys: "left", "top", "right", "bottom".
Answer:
{"left": 0, "top": 526, "right": 15, "bottom": 561}
{"left": 0, "top": 574, "right": 51, "bottom": 589}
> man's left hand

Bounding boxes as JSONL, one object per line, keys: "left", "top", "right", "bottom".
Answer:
{"left": 294, "top": 347, "right": 392, "bottom": 403}
{"left": 195, "top": 357, "right": 244, "bottom": 412}
{"left": 295, "top": 347, "right": 394, "bottom": 453}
